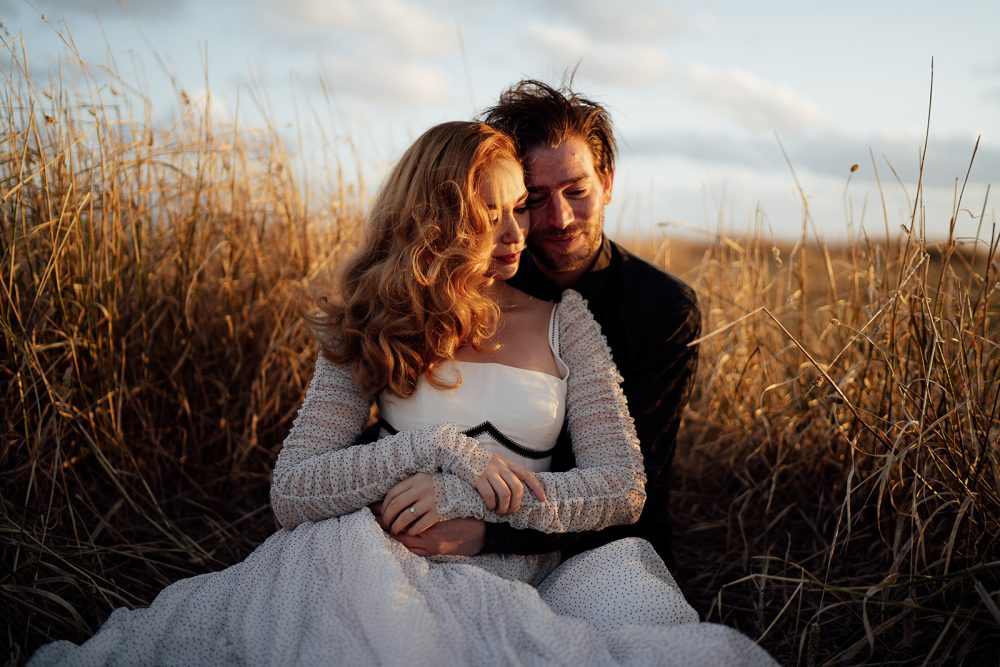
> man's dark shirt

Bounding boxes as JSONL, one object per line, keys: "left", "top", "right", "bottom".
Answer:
{"left": 483, "top": 236, "right": 701, "bottom": 566}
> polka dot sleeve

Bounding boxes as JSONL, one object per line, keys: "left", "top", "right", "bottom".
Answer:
{"left": 433, "top": 290, "right": 647, "bottom": 533}
{"left": 270, "top": 354, "right": 494, "bottom": 528}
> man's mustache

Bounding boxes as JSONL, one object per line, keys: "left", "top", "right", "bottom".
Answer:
{"left": 529, "top": 227, "right": 584, "bottom": 240}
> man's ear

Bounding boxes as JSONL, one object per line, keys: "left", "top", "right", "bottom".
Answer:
{"left": 601, "top": 170, "right": 615, "bottom": 205}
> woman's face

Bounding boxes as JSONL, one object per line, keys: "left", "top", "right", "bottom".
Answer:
{"left": 478, "top": 158, "right": 529, "bottom": 282}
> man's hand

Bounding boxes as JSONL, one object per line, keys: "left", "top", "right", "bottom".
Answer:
{"left": 372, "top": 513, "right": 486, "bottom": 557}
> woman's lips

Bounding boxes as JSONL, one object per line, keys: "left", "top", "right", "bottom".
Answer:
{"left": 493, "top": 250, "right": 522, "bottom": 264}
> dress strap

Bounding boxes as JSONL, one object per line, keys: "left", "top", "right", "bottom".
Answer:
{"left": 548, "top": 301, "right": 570, "bottom": 379}
{"left": 548, "top": 302, "right": 560, "bottom": 357}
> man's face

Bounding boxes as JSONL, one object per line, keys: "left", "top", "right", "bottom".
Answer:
{"left": 523, "top": 136, "right": 613, "bottom": 281}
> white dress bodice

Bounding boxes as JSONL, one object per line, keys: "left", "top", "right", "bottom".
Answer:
{"left": 379, "top": 307, "right": 569, "bottom": 473}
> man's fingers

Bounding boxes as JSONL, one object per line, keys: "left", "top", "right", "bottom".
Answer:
{"left": 369, "top": 501, "right": 389, "bottom": 530}
{"left": 406, "top": 511, "right": 440, "bottom": 536}
{"left": 511, "top": 463, "right": 547, "bottom": 502}
{"left": 395, "top": 533, "right": 421, "bottom": 548}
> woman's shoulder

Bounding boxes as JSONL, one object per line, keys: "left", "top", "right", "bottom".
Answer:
{"left": 555, "top": 289, "right": 591, "bottom": 323}
{"left": 554, "top": 289, "right": 606, "bottom": 344}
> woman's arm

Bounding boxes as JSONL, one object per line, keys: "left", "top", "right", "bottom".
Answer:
{"left": 270, "top": 354, "right": 493, "bottom": 528}
{"left": 432, "top": 290, "right": 647, "bottom": 533}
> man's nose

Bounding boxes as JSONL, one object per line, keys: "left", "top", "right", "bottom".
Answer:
{"left": 543, "top": 193, "right": 573, "bottom": 229}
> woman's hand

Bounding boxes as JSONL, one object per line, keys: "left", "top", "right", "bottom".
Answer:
{"left": 474, "top": 454, "right": 547, "bottom": 515}
{"left": 379, "top": 473, "right": 444, "bottom": 536}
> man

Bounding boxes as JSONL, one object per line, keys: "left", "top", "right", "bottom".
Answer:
{"left": 389, "top": 80, "right": 700, "bottom": 566}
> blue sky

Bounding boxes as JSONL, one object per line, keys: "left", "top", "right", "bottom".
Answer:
{"left": 4, "top": 0, "right": 999, "bottom": 242}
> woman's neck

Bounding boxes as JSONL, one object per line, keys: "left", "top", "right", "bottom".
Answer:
{"left": 485, "top": 280, "right": 526, "bottom": 312}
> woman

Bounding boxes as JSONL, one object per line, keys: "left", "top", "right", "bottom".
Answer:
{"left": 31, "top": 122, "right": 775, "bottom": 666}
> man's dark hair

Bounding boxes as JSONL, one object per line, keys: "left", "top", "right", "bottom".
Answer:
{"left": 479, "top": 79, "right": 616, "bottom": 179}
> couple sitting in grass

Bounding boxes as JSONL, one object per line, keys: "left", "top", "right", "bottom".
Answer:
{"left": 31, "top": 80, "right": 776, "bottom": 666}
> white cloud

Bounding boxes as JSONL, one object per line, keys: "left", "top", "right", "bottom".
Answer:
{"left": 188, "top": 89, "right": 232, "bottom": 126}
{"left": 541, "top": 0, "right": 677, "bottom": 41}
{"left": 624, "top": 127, "right": 999, "bottom": 187}
{"left": 32, "top": 0, "right": 186, "bottom": 16}
{"left": 528, "top": 25, "right": 590, "bottom": 56}
{"left": 155, "top": 88, "right": 232, "bottom": 131}
{"left": 526, "top": 25, "right": 671, "bottom": 86}
{"left": 272, "top": 0, "right": 455, "bottom": 58}
{"left": 257, "top": 0, "right": 457, "bottom": 107}
{"left": 321, "top": 54, "right": 451, "bottom": 105}
{"left": 688, "top": 64, "right": 828, "bottom": 132}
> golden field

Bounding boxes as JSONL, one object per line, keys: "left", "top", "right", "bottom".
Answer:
{"left": 2, "top": 41, "right": 998, "bottom": 665}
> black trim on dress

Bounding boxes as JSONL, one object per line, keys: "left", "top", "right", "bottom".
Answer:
{"left": 376, "top": 418, "right": 556, "bottom": 461}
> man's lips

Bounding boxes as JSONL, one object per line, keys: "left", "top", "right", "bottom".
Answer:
{"left": 541, "top": 232, "right": 580, "bottom": 246}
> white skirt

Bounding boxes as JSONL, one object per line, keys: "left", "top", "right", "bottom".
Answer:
{"left": 30, "top": 509, "right": 776, "bottom": 666}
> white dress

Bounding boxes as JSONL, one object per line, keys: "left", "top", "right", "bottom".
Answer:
{"left": 30, "top": 291, "right": 776, "bottom": 666}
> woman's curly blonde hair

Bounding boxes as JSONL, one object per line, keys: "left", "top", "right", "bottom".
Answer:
{"left": 308, "top": 121, "right": 518, "bottom": 398}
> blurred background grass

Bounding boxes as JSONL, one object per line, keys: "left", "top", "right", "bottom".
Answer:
{"left": 2, "top": 37, "right": 999, "bottom": 666}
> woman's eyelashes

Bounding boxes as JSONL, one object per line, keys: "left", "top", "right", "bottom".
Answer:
{"left": 487, "top": 203, "right": 529, "bottom": 224}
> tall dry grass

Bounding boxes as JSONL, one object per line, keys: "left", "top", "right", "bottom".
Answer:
{"left": 660, "top": 166, "right": 1000, "bottom": 662}
{"left": 2, "top": 37, "right": 999, "bottom": 666}
{"left": 1, "top": 36, "right": 361, "bottom": 662}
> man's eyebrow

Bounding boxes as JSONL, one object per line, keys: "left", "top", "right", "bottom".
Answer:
{"left": 527, "top": 175, "right": 588, "bottom": 193}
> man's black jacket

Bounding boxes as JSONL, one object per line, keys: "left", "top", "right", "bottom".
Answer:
{"left": 484, "top": 236, "right": 701, "bottom": 566}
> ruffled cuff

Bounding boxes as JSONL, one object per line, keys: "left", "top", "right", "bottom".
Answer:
{"left": 433, "top": 473, "right": 490, "bottom": 521}
{"left": 431, "top": 425, "right": 493, "bottom": 487}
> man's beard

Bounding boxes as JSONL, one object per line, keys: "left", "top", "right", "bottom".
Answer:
{"left": 527, "top": 220, "right": 603, "bottom": 274}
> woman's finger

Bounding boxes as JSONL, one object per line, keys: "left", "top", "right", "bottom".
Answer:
{"left": 389, "top": 499, "right": 425, "bottom": 535}
{"left": 510, "top": 463, "right": 547, "bottom": 502}
{"left": 475, "top": 477, "right": 497, "bottom": 511}
{"left": 382, "top": 478, "right": 414, "bottom": 516}
{"left": 491, "top": 475, "right": 512, "bottom": 515}
{"left": 382, "top": 487, "right": 422, "bottom": 527}
{"left": 499, "top": 467, "right": 524, "bottom": 513}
